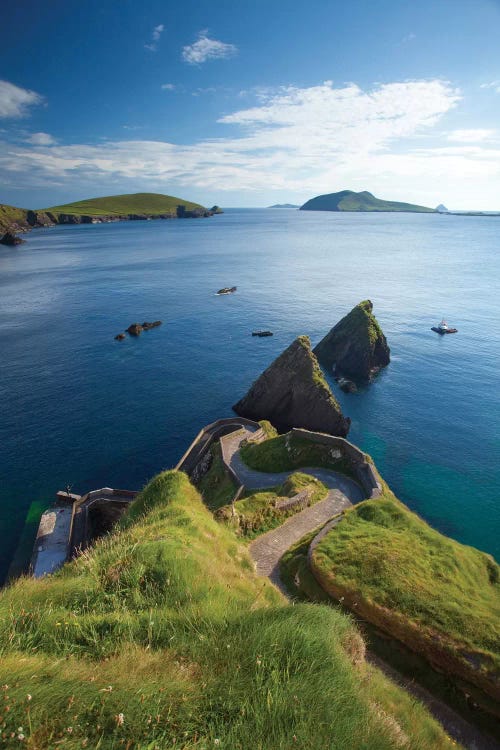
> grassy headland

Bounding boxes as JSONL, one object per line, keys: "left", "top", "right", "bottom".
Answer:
{"left": 0, "top": 469, "right": 456, "bottom": 748}
{"left": 43, "top": 191, "right": 205, "bottom": 217}
{"left": 300, "top": 189, "right": 435, "bottom": 212}
{"left": 310, "top": 491, "right": 500, "bottom": 708}
{"left": 0, "top": 203, "right": 30, "bottom": 234}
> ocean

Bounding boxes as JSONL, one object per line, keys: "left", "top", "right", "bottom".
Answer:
{"left": 1, "top": 208, "right": 499, "bottom": 581}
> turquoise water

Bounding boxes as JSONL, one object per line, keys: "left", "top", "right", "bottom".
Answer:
{"left": 1, "top": 208, "right": 499, "bottom": 581}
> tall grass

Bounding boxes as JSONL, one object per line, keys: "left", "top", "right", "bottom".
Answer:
{"left": 0, "top": 471, "right": 457, "bottom": 748}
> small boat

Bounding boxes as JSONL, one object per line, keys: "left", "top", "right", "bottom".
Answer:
{"left": 216, "top": 286, "right": 237, "bottom": 295}
{"left": 252, "top": 330, "right": 273, "bottom": 337}
{"left": 431, "top": 319, "right": 458, "bottom": 335}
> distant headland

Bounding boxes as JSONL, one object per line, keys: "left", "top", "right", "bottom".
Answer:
{"left": 0, "top": 192, "right": 223, "bottom": 244}
{"left": 268, "top": 203, "right": 300, "bottom": 208}
{"left": 300, "top": 189, "right": 435, "bottom": 213}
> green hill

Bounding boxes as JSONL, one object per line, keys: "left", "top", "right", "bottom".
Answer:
{"left": 44, "top": 191, "right": 206, "bottom": 217}
{"left": 300, "top": 190, "right": 435, "bottom": 213}
{"left": 0, "top": 469, "right": 454, "bottom": 748}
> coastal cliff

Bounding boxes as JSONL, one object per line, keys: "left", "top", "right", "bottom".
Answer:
{"left": 314, "top": 300, "right": 390, "bottom": 382}
{"left": 233, "top": 335, "right": 351, "bottom": 436}
{"left": 0, "top": 192, "right": 222, "bottom": 243}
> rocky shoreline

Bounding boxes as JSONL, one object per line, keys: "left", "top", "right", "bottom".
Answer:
{"left": 0, "top": 205, "right": 223, "bottom": 245}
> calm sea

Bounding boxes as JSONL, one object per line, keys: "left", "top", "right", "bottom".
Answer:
{"left": 1, "top": 208, "right": 499, "bottom": 581}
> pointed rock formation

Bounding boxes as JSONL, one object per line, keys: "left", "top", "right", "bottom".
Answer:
{"left": 314, "top": 300, "right": 390, "bottom": 382}
{"left": 233, "top": 335, "right": 350, "bottom": 436}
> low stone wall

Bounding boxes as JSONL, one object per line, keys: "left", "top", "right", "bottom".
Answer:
{"left": 290, "top": 428, "right": 381, "bottom": 498}
{"left": 275, "top": 488, "right": 311, "bottom": 513}
{"left": 175, "top": 417, "right": 261, "bottom": 478}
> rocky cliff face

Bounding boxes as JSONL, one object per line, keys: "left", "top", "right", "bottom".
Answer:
{"left": 314, "top": 300, "right": 390, "bottom": 382}
{"left": 233, "top": 335, "right": 350, "bottom": 436}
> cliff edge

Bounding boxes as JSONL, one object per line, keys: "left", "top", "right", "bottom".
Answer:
{"left": 314, "top": 300, "right": 390, "bottom": 382}
{"left": 233, "top": 335, "right": 350, "bottom": 436}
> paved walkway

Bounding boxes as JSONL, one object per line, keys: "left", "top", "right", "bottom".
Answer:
{"left": 221, "top": 428, "right": 365, "bottom": 500}
{"left": 219, "top": 427, "right": 363, "bottom": 594}
{"left": 249, "top": 501, "right": 345, "bottom": 593}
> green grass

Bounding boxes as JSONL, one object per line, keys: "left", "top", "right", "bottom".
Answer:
{"left": 43, "top": 192, "right": 205, "bottom": 217}
{"left": 0, "top": 203, "right": 29, "bottom": 233}
{"left": 196, "top": 443, "right": 237, "bottom": 510}
{"left": 310, "top": 491, "right": 500, "bottom": 706}
{"left": 0, "top": 469, "right": 458, "bottom": 748}
{"left": 217, "top": 472, "right": 328, "bottom": 537}
{"left": 240, "top": 430, "right": 358, "bottom": 480}
{"left": 300, "top": 190, "right": 435, "bottom": 212}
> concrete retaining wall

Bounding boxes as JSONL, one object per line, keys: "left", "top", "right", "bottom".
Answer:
{"left": 290, "top": 428, "right": 381, "bottom": 498}
{"left": 175, "top": 417, "right": 261, "bottom": 478}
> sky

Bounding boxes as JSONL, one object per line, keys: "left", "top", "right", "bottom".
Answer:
{"left": 1, "top": 0, "right": 500, "bottom": 210}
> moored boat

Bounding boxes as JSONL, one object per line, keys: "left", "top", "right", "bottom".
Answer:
{"left": 431, "top": 319, "right": 458, "bottom": 334}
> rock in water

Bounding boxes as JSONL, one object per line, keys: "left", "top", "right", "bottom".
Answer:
{"left": 233, "top": 335, "right": 350, "bottom": 436}
{"left": 314, "top": 300, "right": 390, "bottom": 382}
{"left": 0, "top": 231, "right": 25, "bottom": 246}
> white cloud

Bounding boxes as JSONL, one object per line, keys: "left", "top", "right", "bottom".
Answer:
{"left": 182, "top": 31, "right": 237, "bottom": 64}
{"left": 5, "top": 78, "right": 500, "bottom": 208}
{"left": 161, "top": 83, "right": 176, "bottom": 91}
{"left": 25, "top": 131, "right": 57, "bottom": 146}
{"left": 447, "top": 129, "right": 497, "bottom": 143}
{"left": 480, "top": 80, "right": 500, "bottom": 93}
{"left": 145, "top": 24, "right": 164, "bottom": 52}
{"left": 400, "top": 32, "right": 416, "bottom": 43}
{"left": 0, "top": 80, "right": 44, "bottom": 118}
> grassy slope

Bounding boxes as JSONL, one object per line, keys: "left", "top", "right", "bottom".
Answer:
{"left": 196, "top": 443, "right": 237, "bottom": 510}
{"left": 43, "top": 192, "right": 205, "bottom": 216}
{"left": 0, "top": 470, "right": 455, "bottom": 749}
{"left": 0, "top": 203, "right": 29, "bottom": 233}
{"left": 300, "top": 190, "right": 435, "bottom": 212}
{"left": 240, "top": 430, "right": 358, "bottom": 480}
{"left": 310, "top": 491, "right": 500, "bottom": 704}
{"left": 217, "top": 472, "right": 328, "bottom": 537}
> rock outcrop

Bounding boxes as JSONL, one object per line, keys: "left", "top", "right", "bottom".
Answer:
{"left": 233, "top": 335, "right": 350, "bottom": 436}
{"left": 0, "top": 232, "right": 26, "bottom": 246}
{"left": 314, "top": 300, "right": 390, "bottom": 382}
{"left": 125, "top": 321, "right": 162, "bottom": 336}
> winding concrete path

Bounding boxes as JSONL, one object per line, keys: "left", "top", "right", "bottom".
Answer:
{"left": 219, "top": 428, "right": 500, "bottom": 750}
{"left": 220, "top": 428, "right": 364, "bottom": 593}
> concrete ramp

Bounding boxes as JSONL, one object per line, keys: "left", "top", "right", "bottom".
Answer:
{"left": 31, "top": 505, "right": 74, "bottom": 578}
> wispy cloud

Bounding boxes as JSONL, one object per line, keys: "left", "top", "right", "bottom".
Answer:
{"left": 24, "top": 132, "right": 57, "bottom": 146}
{"left": 182, "top": 31, "right": 237, "bottom": 65}
{"left": 447, "top": 128, "right": 497, "bottom": 143}
{"left": 480, "top": 80, "right": 500, "bottom": 93}
{"left": 400, "top": 32, "right": 416, "bottom": 44}
{"left": 6, "top": 79, "right": 499, "bottom": 207}
{"left": 161, "top": 83, "right": 176, "bottom": 91}
{"left": 0, "top": 80, "right": 44, "bottom": 118}
{"left": 145, "top": 24, "right": 164, "bottom": 52}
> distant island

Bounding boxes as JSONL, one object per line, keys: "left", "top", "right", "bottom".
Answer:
{"left": 300, "top": 189, "right": 435, "bottom": 213}
{"left": 268, "top": 203, "right": 300, "bottom": 209}
{"left": 0, "top": 192, "right": 223, "bottom": 244}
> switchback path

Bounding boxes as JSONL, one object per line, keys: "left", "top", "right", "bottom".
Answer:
{"left": 218, "top": 429, "right": 499, "bottom": 749}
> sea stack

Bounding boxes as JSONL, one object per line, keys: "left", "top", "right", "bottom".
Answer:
{"left": 314, "top": 300, "right": 390, "bottom": 382}
{"left": 233, "top": 335, "right": 350, "bottom": 436}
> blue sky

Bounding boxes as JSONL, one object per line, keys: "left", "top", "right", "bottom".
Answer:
{"left": 1, "top": 0, "right": 500, "bottom": 209}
